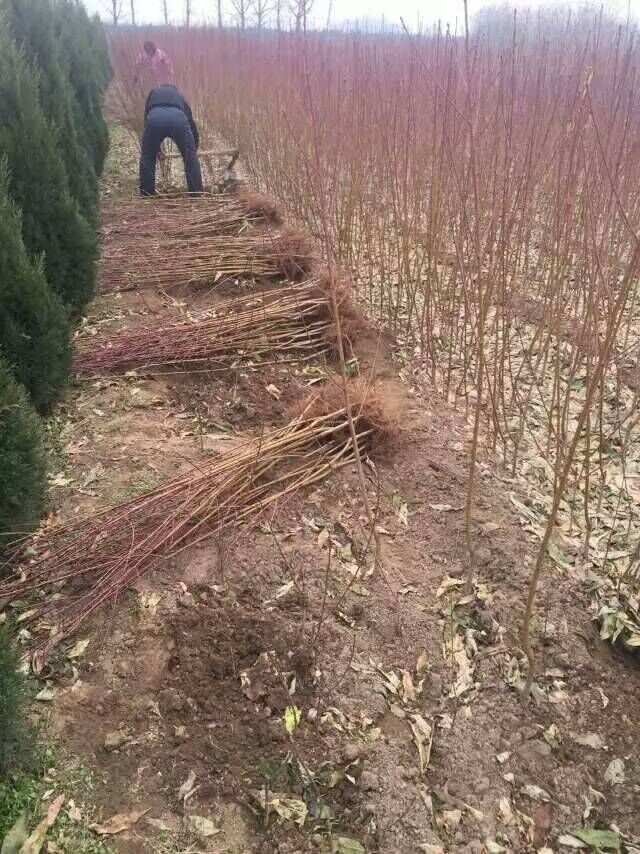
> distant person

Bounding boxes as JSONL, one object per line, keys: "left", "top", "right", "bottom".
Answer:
{"left": 134, "top": 40, "right": 173, "bottom": 85}
{"left": 139, "top": 84, "right": 203, "bottom": 196}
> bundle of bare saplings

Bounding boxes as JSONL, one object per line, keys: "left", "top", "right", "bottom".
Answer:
{"left": 101, "top": 225, "right": 315, "bottom": 292}
{"left": 103, "top": 188, "right": 283, "bottom": 240}
{"left": 74, "top": 273, "right": 363, "bottom": 376}
{"left": 0, "top": 385, "right": 392, "bottom": 669}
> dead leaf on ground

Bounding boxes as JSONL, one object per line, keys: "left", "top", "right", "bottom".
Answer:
{"left": 138, "top": 591, "right": 161, "bottom": 618}
{"left": 35, "top": 687, "right": 55, "bottom": 702}
{"left": 66, "top": 801, "right": 82, "bottom": 823}
{"left": 604, "top": 758, "right": 625, "bottom": 785}
{"left": 408, "top": 713, "right": 433, "bottom": 774}
{"left": 317, "top": 528, "right": 330, "bottom": 547}
{"left": 284, "top": 705, "right": 302, "bottom": 735}
{"left": 521, "top": 783, "right": 551, "bottom": 801}
{"left": 18, "top": 794, "right": 65, "bottom": 854}
{"left": 90, "top": 809, "right": 149, "bottom": 836}
{"left": 401, "top": 670, "right": 417, "bottom": 702}
{"left": 187, "top": 815, "right": 221, "bottom": 838}
{"left": 67, "top": 638, "right": 90, "bottom": 660}
{"left": 416, "top": 650, "right": 429, "bottom": 674}
{"left": 177, "top": 770, "right": 197, "bottom": 803}
{"left": 498, "top": 797, "right": 515, "bottom": 825}
{"left": 252, "top": 791, "right": 307, "bottom": 826}
{"left": 543, "top": 723, "right": 562, "bottom": 749}
{"left": 441, "top": 808, "right": 462, "bottom": 831}
{"left": 571, "top": 731, "right": 607, "bottom": 750}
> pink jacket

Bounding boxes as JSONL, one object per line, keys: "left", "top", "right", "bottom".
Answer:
{"left": 136, "top": 48, "right": 173, "bottom": 84}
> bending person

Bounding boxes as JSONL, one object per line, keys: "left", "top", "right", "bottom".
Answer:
{"left": 139, "top": 84, "right": 203, "bottom": 196}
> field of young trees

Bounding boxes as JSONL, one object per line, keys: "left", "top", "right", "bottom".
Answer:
{"left": 2, "top": 5, "right": 640, "bottom": 851}
{"left": 109, "top": 9, "right": 640, "bottom": 666}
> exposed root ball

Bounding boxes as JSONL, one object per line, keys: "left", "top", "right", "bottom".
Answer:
{"left": 289, "top": 378, "right": 397, "bottom": 453}
{"left": 238, "top": 189, "right": 284, "bottom": 226}
{"left": 273, "top": 228, "right": 316, "bottom": 281}
{"left": 311, "top": 268, "right": 367, "bottom": 348}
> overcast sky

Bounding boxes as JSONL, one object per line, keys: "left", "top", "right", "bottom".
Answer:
{"left": 82, "top": 0, "right": 637, "bottom": 31}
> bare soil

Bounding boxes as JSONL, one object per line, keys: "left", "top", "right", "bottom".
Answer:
{"left": 29, "top": 128, "right": 640, "bottom": 854}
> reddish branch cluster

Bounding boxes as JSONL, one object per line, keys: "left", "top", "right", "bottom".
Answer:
{"left": 0, "top": 392, "right": 389, "bottom": 667}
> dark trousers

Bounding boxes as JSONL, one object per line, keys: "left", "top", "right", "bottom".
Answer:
{"left": 139, "top": 106, "right": 203, "bottom": 196}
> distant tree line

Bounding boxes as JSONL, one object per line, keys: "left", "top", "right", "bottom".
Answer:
{"left": 107, "top": 0, "right": 316, "bottom": 33}
{"left": 0, "top": 0, "right": 111, "bottom": 551}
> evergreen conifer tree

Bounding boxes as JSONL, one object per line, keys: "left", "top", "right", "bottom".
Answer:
{"left": 54, "top": 0, "right": 110, "bottom": 175}
{"left": 0, "top": 33, "right": 97, "bottom": 312}
{"left": 0, "top": 359, "right": 46, "bottom": 549}
{"left": 0, "top": 159, "right": 71, "bottom": 413}
{"left": 1, "top": 0, "right": 99, "bottom": 221}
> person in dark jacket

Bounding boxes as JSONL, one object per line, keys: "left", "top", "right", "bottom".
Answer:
{"left": 139, "top": 84, "right": 203, "bottom": 196}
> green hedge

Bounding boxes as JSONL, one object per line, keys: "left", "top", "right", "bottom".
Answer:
{"left": 54, "top": 0, "right": 112, "bottom": 175}
{"left": 0, "top": 359, "right": 46, "bottom": 549}
{"left": 1, "top": 0, "right": 100, "bottom": 223}
{"left": 0, "top": 31, "right": 97, "bottom": 313}
{"left": 0, "top": 158, "right": 71, "bottom": 413}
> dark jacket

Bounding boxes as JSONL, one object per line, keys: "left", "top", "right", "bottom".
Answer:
{"left": 144, "top": 85, "right": 200, "bottom": 149}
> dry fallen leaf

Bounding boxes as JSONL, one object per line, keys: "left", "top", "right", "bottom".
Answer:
{"left": 252, "top": 791, "right": 308, "bottom": 826}
{"left": 35, "top": 687, "right": 55, "bottom": 702}
{"left": 416, "top": 650, "right": 429, "bottom": 674}
{"left": 401, "top": 670, "right": 417, "bottom": 702}
{"left": 177, "top": 770, "right": 197, "bottom": 803}
{"left": 408, "top": 713, "right": 433, "bottom": 774}
{"left": 520, "top": 783, "right": 551, "bottom": 801}
{"left": 66, "top": 801, "right": 82, "bottom": 823}
{"left": 317, "top": 528, "right": 330, "bottom": 547}
{"left": 543, "top": 723, "right": 562, "bottom": 749}
{"left": 441, "top": 809, "right": 462, "bottom": 831}
{"left": 604, "top": 758, "right": 625, "bottom": 786}
{"left": 463, "top": 802, "right": 484, "bottom": 821}
{"left": 498, "top": 797, "right": 515, "bottom": 825}
{"left": 187, "top": 815, "right": 220, "bottom": 837}
{"left": 90, "top": 809, "right": 149, "bottom": 836}
{"left": 571, "top": 731, "right": 607, "bottom": 750}
{"left": 18, "top": 794, "right": 65, "bottom": 854}
{"left": 67, "top": 639, "right": 90, "bottom": 660}
{"left": 557, "top": 835, "right": 588, "bottom": 849}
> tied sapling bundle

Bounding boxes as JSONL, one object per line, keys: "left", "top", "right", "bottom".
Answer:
{"left": 0, "top": 384, "right": 392, "bottom": 668}
{"left": 74, "top": 274, "right": 363, "bottom": 376}
{"left": 100, "top": 226, "right": 315, "bottom": 292}
{"left": 103, "top": 188, "right": 283, "bottom": 242}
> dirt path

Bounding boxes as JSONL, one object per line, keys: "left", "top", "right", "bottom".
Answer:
{"left": 32, "top": 128, "right": 640, "bottom": 854}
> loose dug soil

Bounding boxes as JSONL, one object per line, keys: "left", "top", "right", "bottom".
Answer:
{"left": 23, "top": 127, "right": 640, "bottom": 854}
